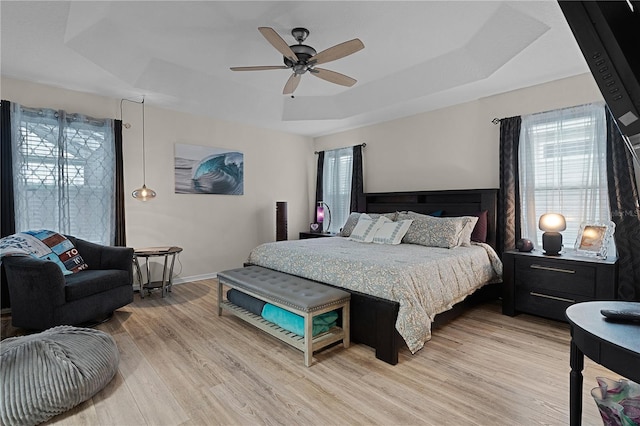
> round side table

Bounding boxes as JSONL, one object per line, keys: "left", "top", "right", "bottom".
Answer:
{"left": 133, "top": 246, "right": 183, "bottom": 298}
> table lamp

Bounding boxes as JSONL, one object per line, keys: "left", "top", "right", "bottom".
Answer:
{"left": 539, "top": 213, "right": 566, "bottom": 255}
{"left": 316, "top": 201, "right": 331, "bottom": 233}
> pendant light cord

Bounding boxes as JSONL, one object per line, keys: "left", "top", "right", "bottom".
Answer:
{"left": 142, "top": 97, "right": 146, "bottom": 186}
{"left": 120, "top": 96, "right": 147, "bottom": 185}
{"left": 121, "top": 96, "right": 156, "bottom": 200}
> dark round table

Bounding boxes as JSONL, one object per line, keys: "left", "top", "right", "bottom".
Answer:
{"left": 565, "top": 301, "right": 640, "bottom": 426}
{"left": 133, "top": 246, "right": 183, "bottom": 298}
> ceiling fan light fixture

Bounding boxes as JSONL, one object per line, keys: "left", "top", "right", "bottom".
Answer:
{"left": 291, "top": 27, "right": 309, "bottom": 43}
{"left": 284, "top": 44, "right": 317, "bottom": 67}
{"left": 231, "top": 26, "right": 364, "bottom": 95}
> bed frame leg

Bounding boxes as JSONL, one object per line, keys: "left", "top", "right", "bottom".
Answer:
{"left": 375, "top": 302, "right": 399, "bottom": 365}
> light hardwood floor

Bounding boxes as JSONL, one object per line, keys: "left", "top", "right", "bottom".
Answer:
{"left": 3, "top": 279, "right": 617, "bottom": 425}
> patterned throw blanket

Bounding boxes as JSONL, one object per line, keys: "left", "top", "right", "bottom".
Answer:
{"left": 248, "top": 237, "right": 502, "bottom": 354}
{"left": 0, "top": 230, "right": 87, "bottom": 275}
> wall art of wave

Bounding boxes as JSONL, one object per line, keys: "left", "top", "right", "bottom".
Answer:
{"left": 174, "top": 148, "right": 243, "bottom": 195}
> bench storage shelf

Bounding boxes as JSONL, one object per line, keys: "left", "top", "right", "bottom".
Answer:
{"left": 217, "top": 266, "right": 350, "bottom": 367}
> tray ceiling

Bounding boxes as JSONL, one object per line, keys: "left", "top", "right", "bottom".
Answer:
{"left": 1, "top": 1, "right": 589, "bottom": 137}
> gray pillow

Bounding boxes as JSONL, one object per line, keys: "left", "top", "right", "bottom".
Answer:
{"left": 340, "top": 212, "right": 362, "bottom": 237}
{"left": 340, "top": 212, "right": 398, "bottom": 237}
{"left": 401, "top": 215, "right": 478, "bottom": 248}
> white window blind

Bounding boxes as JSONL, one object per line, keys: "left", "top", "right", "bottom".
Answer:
{"left": 11, "top": 104, "right": 116, "bottom": 245}
{"left": 322, "top": 147, "right": 353, "bottom": 233}
{"left": 519, "top": 103, "right": 610, "bottom": 250}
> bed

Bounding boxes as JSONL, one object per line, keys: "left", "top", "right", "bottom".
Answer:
{"left": 247, "top": 189, "right": 502, "bottom": 365}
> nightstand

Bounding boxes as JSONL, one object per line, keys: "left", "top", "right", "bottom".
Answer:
{"left": 502, "top": 249, "right": 618, "bottom": 322}
{"left": 299, "top": 232, "right": 339, "bottom": 239}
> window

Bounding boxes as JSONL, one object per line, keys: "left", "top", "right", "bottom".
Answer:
{"left": 322, "top": 147, "right": 353, "bottom": 233}
{"left": 519, "top": 103, "right": 610, "bottom": 249}
{"left": 10, "top": 104, "right": 117, "bottom": 244}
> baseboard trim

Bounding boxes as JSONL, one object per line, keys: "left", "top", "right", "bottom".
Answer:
{"left": 172, "top": 272, "right": 218, "bottom": 284}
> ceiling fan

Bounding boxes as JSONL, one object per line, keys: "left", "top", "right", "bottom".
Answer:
{"left": 230, "top": 27, "right": 364, "bottom": 95}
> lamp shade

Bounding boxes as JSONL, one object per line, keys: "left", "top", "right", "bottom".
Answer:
{"left": 538, "top": 213, "right": 566, "bottom": 232}
{"left": 539, "top": 213, "right": 566, "bottom": 256}
{"left": 132, "top": 184, "right": 156, "bottom": 201}
{"left": 316, "top": 203, "right": 324, "bottom": 223}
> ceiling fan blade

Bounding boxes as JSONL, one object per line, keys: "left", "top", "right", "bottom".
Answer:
{"left": 283, "top": 74, "right": 301, "bottom": 95}
{"left": 309, "top": 38, "right": 364, "bottom": 65}
{"left": 230, "top": 66, "right": 289, "bottom": 71}
{"left": 258, "top": 27, "right": 299, "bottom": 62}
{"left": 311, "top": 68, "right": 357, "bottom": 87}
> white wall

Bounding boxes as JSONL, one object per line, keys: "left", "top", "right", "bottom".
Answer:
{"left": 6, "top": 73, "right": 635, "bottom": 282}
{"left": 313, "top": 73, "right": 605, "bottom": 194}
{"left": 2, "top": 77, "right": 314, "bottom": 282}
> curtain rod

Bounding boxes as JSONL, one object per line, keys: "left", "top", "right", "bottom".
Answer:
{"left": 315, "top": 142, "right": 366, "bottom": 155}
{"left": 19, "top": 105, "right": 108, "bottom": 126}
{"left": 491, "top": 102, "right": 605, "bottom": 125}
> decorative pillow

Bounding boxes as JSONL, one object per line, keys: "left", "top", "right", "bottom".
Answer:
{"left": 340, "top": 212, "right": 362, "bottom": 237}
{"left": 442, "top": 210, "right": 488, "bottom": 243}
{"left": 0, "top": 230, "right": 88, "bottom": 275}
{"left": 349, "top": 215, "right": 389, "bottom": 243}
{"left": 401, "top": 215, "right": 478, "bottom": 249}
{"left": 372, "top": 219, "right": 413, "bottom": 245}
{"left": 458, "top": 216, "right": 480, "bottom": 247}
{"left": 369, "top": 212, "right": 399, "bottom": 222}
{"left": 396, "top": 210, "right": 442, "bottom": 221}
{"left": 340, "top": 212, "right": 397, "bottom": 237}
{"left": 469, "top": 210, "right": 488, "bottom": 243}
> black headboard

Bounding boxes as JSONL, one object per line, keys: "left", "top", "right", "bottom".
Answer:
{"left": 362, "top": 188, "right": 499, "bottom": 249}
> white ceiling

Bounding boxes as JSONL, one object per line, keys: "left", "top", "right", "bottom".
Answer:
{"left": 0, "top": 1, "right": 589, "bottom": 137}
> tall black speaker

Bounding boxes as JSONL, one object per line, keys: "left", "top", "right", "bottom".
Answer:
{"left": 276, "top": 201, "right": 288, "bottom": 241}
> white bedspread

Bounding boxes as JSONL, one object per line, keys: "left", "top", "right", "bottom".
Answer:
{"left": 247, "top": 237, "right": 502, "bottom": 353}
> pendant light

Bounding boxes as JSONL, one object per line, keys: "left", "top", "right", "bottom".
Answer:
{"left": 131, "top": 98, "right": 156, "bottom": 201}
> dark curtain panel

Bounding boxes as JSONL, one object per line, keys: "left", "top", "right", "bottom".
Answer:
{"left": 1, "top": 100, "right": 14, "bottom": 309}
{"left": 497, "top": 116, "right": 522, "bottom": 257}
{"left": 314, "top": 151, "right": 324, "bottom": 223}
{"left": 350, "top": 145, "right": 364, "bottom": 212}
{"left": 1, "top": 100, "right": 15, "bottom": 238}
{"left": 114, "top": 120, "right": 126, "bottom": 246}
{"left": 606, "top": 111, "right": 640, "bottom": 301}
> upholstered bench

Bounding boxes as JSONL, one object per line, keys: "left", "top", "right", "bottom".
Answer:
{"left": 217, "top": 265, "right": 350, "bottom": 366}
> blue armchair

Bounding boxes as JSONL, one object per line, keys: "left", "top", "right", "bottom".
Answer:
{"left": 2, "top": 236, "right": 134, "bottom": 330}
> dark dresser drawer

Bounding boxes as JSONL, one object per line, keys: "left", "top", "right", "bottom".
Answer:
{"left": 502, "top": 250, "right": 618, "bottom": 322}
{"left": 514, "top": 257, "right": 596, "bottom": 298}
{"left": 514, "top": 291, "right": 577, "bottom": 322}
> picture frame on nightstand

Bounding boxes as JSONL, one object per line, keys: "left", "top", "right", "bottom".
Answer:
{"left": 574, "top": 221, "right": 615, "bottom": 259}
